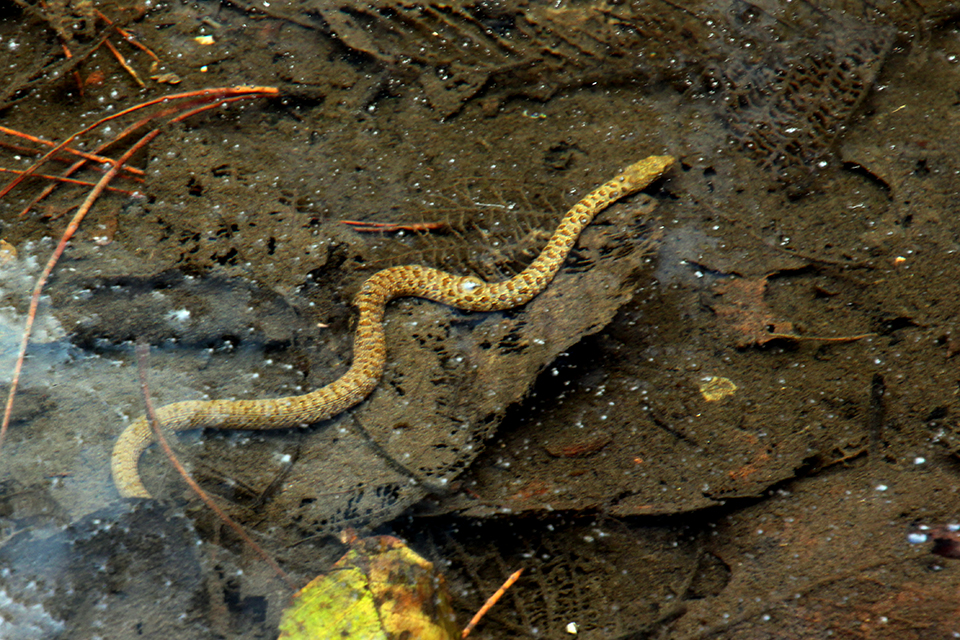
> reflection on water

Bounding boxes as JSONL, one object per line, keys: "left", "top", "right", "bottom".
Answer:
{"left": 0, "top": 581, "right": 64, "bottom": 639}
{"left": 0, "top": 242, "right": 70, "bottom": 384}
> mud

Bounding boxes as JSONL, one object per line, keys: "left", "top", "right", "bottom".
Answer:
{"left": 2, "top": 1, "right": 960, "bottom": 639}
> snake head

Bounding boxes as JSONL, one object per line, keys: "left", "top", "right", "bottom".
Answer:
{"left": 620, "top": 155, "right": 675, "bottom": 191}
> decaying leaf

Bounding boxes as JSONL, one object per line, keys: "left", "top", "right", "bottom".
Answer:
{"left": 710, "top": 276, "right": 796, "bottom": 347}
{"left": 278, "top": 531, "right": 460, "bottom": 640}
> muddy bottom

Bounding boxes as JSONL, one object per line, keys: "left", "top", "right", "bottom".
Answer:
{"left": 2, "top": 1, "right": 960, "bottom": 639}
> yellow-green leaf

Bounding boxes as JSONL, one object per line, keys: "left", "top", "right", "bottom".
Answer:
{"left": 278, "top": 567, "right": 387, "bottom": 639}
{"left": 278, "top": 533, "right": 460, "bottom": 640}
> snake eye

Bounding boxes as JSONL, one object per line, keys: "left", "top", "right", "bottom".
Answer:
{"left": 460, "top": 278, "right": 481, "bottom": 293}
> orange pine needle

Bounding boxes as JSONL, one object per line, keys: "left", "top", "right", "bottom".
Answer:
{"left": 0, "top": 86, "right": 278, "bottom": 199}
{"left": 103, "top": 38, "right": 144, "bottom": 88}
{"left": 6, "top": 88, "right": 276, "bottom": 216}
{"left": 0, "top": 125, "right": 145, "bottom": 178}
{"left": 0, "top": 167, "right": 141, "bottom": 195}
{"left": 341, "top": 219, "right": 448, "bottom": 233}
{"left": 461, "top": 568, "right": 523, "bottom": 638}
{"left": 95, "top": 9, "right": 161, "bottom": 63}
{"left": 766, "top": 331, "right": 876, "bottom": 343}
{"left": 61, "top": 41, "right": 84, "bottom": 96}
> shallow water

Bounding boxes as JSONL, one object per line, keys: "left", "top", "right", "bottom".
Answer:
{"left": 3, "top": 1, "right": 960, "bottom": 638}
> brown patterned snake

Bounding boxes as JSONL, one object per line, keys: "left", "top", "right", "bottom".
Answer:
{"left": 112, "top": 155, "right": 675, "bottom": 498}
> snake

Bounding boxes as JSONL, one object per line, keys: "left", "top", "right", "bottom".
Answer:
{"left": 111, "top": 155, "right": 675, "bottom": 498}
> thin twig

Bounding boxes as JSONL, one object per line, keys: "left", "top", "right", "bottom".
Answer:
{"left": 134, "top": 342, "right": 297, "bottom": 590}
{"left": 461, "top": 568, "right": 523, "bottom": 638}
{"left": 103, "top": 38, "right": 145, "bottom": 88}
{"left": 95, "top": 9, "right": 161, "bottom": 64}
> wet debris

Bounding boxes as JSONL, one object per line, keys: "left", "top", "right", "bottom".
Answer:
{"left": 709, "top": 275, "right": 796, "bottom": 347}
{"left": 698, "top": 375, "right": 737, "bottom": 402}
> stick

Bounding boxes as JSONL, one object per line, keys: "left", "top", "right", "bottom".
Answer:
{"left": 461, "top": 568, "right": 523, "bottom": 638}
{"left": 134, "top": 342, "right": 297, "bottom": 590}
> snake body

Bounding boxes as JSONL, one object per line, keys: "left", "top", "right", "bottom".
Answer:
{"left": 112, "top": 155, "right": 675, "bottom": 498}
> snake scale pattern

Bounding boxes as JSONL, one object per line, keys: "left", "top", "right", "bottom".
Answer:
{"left": 112, "top": 155, "right": 675, "bottom": 498}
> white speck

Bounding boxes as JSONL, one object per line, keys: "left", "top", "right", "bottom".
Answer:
{"left": 168, "top": 309, "right": 190, "bottom": 323}
{"left": 875, "top": 484, "right": 888, "bottom": 492}
{"left": 914, "top": 457, "right": 926, "bottom": 465}
{"left": 907, "top": 533, "right": 927, "bottom": 544}
{"left": 565, "top": 622, "right": 578, "bottom": 634}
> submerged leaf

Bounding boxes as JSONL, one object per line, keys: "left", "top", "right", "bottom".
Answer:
{"left": 278, "top": 532, "right": 460, "bottom": 640}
